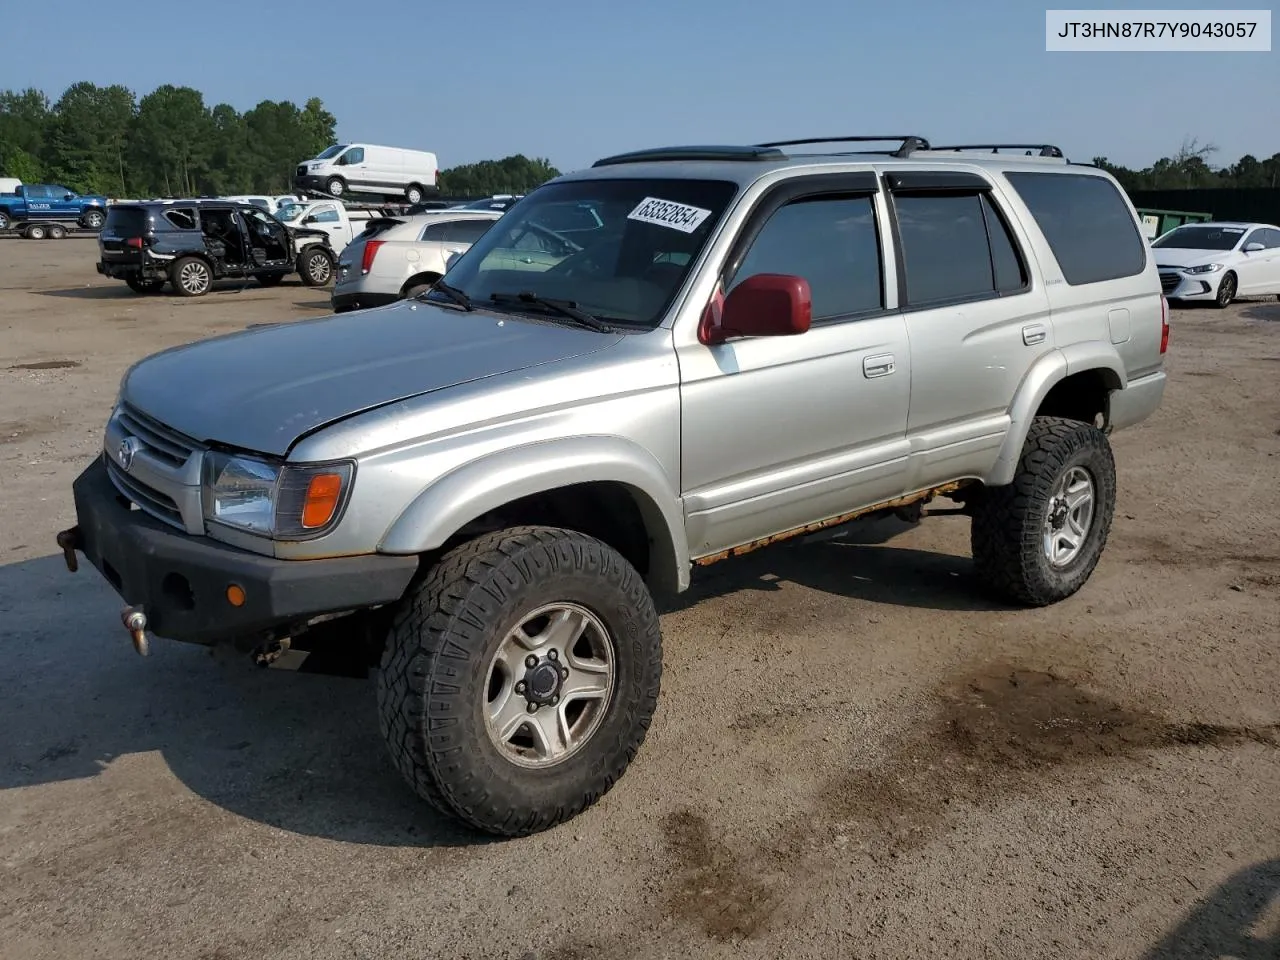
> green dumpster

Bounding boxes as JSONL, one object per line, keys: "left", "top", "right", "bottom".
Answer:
{"left": 1135, "top": 208, "right": 1213, "bottom": 242}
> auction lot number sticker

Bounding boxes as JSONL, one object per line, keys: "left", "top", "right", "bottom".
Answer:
{"left": 627, "top": 197, "right": 713, "bottom": 234}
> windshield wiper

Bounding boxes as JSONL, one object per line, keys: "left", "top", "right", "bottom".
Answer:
{"left": 423, "top": 279, "right": 473, "bottom": 311}
{"left": 488, "top": 291, "right": 614, "bottom": 333}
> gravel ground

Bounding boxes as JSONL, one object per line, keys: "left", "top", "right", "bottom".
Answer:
{"left": 1, "top": 237, "right": 1278, "bottom": 960}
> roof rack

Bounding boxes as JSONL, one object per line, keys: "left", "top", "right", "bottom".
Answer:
{"left": 927, "top": 143, "right": 1064, "bottom": 158}
{"left": 591, "top": 144, "right": 787, "bottom": 167}
{"left": 755, "top": 135, "right": 931, "bottom": 158}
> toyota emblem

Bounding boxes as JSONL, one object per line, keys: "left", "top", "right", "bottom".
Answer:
{"left": 117, "top": 436, "right": 142, "bottom": 471}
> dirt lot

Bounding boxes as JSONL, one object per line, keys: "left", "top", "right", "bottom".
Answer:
{"left": 1, "top": 236, "right": 1278, "bottom": 960}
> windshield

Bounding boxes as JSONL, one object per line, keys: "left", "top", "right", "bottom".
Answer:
{"left": 434, "top": 177, "right": 738, "bottom": 327}
{"left": 275, "top": 201, "right": 308, "bottom": 222}
{"left": 1152, "top": 225, "right": 1245, "bottom": 250}
{"left": 314, "top": 144, "right": 346, "bottom": 161}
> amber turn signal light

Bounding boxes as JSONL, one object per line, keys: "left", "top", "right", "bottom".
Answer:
{"left": 301, "top": 473, "right": 344, "bottom": 529}
{"left": 226, "top": 584, "right": 246, "bottom": 607}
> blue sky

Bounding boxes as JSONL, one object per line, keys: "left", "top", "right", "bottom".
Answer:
{"left": 3, "top": 0, "right": 1275, "bottom": 172}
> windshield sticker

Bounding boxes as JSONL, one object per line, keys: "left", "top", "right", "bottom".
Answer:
{"left": 1218, "top": 227, "right": 1245, "bottom": 233}
{"left": 627, "top": 197, "right": 712, "bottom": 234}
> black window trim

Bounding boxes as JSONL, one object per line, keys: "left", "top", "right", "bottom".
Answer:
{"left": 720, "top": 171, "right": 890, "bottom": 327}
{"left": 882, "top": 172, "right": 1033, "bottom": 312}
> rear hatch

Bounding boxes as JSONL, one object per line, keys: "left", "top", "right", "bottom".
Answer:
{"left": 99, "top": 205, "right": 153, "bottom": 263}
{"left": 336, "top": 218, "right": 405, "bottom": 283}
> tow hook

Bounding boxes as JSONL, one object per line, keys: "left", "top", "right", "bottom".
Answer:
{"left": 56, "top": 526, "right": 81, "bottom": 573}
{"left": 252, "top": 636, "right": 291, "bottom": 668}
{"left": 121, "top": 606, "right": 150, "bottom": 656}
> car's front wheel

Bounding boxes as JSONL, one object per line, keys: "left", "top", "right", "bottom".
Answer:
{"left": 970, "top": 416, "right": 1117, "bottom": 606}
{"left": 376, "top": 525, "right": 663, "bottom": 837}
{"left": 298, "top": 247, "right": 334, "bottom": 286}
{"left": 1214, "top": 271, "right": 1237, "bottom": 309}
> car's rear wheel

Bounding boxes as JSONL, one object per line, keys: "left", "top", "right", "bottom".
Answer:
{"left": 0, "top": 211, "right": 10, "bottom": 231}
{"left": 298, "top": 247, "right": 334, "bottom": 286}
{"left": 1213, "top": 271, "right": 1237, "bottom": 309}
{"left": 405, "top": 184, "right": 425, "bottom": 204}
{"left": 81, "top": 209, "right": 105, "bottom": 230}
{"left": 126, "top": 276, "right": 165, "bottom": 294}
{"left": 970, "top": 416, "right": 1116, "bottom": 607}
{"left": 400, "top": 274, "right": 439, "bottom": 300}
{"left": 171, "top": 256, "right": 212, "bottom": 297}
{"left": 376, "top": 525, "right": 663, "bottom": 837}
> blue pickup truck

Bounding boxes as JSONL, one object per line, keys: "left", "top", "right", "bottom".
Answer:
{"left": 0, "top": 183, "right": 110, "bottom": 236}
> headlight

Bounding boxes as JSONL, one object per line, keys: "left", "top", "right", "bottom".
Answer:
{"left": 202, "top": 452, "right": 354, "bottom": 539}
{"left": 1183, "top": 263, "right": 1223, "bottom": 274}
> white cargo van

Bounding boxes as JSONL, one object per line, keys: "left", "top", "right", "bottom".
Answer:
{"left": 294, "top": 144, "right": 439, "bottom": 203}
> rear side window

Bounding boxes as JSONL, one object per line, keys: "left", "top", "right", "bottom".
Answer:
{"left": 1004, "top": 172, "right": 1146, "bottom": 285}
{"left": 443, "top": 219, "right": 496, "bottom": 244}
{"left": 893, "top": 192, "right": 1029, "bottom": 305}
{"left": 163, "top": 208, "right": 196, "bottom": 230}
{"left": 104, "top": 207, "right": 149, "bottom": 234}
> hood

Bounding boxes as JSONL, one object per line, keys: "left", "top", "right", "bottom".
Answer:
{"left": 287, "top": 225, "right": 330, "bottom": 241}
{"left": 122, "top": 301, "right": 623, "bottom": 457}
{"left": 1151, "top": 248, "right": 1233, "bottom": 268}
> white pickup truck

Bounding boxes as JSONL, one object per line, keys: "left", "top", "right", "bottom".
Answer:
{"left": 273, "top": 199, "right": 389, "bottom": 256}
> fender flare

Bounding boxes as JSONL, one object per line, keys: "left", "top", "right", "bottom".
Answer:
{"left": 378, "top": 435, "right": 691, "bottom": 593}
{"left": 987, "top": 342, "right": 1126, "bottom": 487}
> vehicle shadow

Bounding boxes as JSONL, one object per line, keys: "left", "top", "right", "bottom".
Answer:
{"left": 661, "top": 516, "right": 1012, "bottom": 615}
{"left": 0, "top": 553, "right": 491, "bottom": 850}
{"left": 1140, "top": 857, "right": 1280, "bottom": 959}
{"left": 1239, "top": 301, "right": 1280, "bottom": 323}
{"left": 37, "top": 286, "right": 143, "bottom": 300}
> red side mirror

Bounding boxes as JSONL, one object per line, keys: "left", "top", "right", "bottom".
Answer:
{"left": 698, "top": 273, "right": 812, "bottom": 345}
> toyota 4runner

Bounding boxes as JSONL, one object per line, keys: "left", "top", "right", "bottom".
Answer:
{"left": 58, "top": 136, "right": 1169, "bottom": 837}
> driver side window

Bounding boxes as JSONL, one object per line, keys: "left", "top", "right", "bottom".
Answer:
{"left": 344, "top": 147, "right": 365, "bottom": 164}
{"left": 727, "top": 194, "right": 885, "bottom": 321}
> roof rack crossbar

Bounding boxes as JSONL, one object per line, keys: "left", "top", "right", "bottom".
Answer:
{"left": 754, "top": 135, "right": 931, "bottom": 158}
{"left": 927, "top": 143, "right": 1064, "bottom": 158}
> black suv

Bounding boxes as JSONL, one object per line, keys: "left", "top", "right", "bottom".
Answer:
{"left": 96, "top": 200, "right": 337, "bottom": 297}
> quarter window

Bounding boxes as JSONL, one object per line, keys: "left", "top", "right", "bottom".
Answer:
{"left": 728, "top": 194, "right": 884, "bottom": 320}
{"left": 1004, "top": 171, "right": 1146, "bottom": 285}
{"left": 163, "top": 208, "right": 196, "bottom": 230}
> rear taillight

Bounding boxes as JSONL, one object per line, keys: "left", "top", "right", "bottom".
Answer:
{"left": 125, "top": 237, "right": 144, "bottom": 249}
{"left": 361, "top": 239, "right": 384, "bottom": 274}
{"left": 1159, "top": 295, "right": 1169, "bottom": 354}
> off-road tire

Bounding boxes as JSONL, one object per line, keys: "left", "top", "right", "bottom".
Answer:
{"left": 126, "top": 276, "right": 165, "bottom": 294}
{"left": 376, "top": 525, "right": 663, "bottom": 837}
{"left": 170, "top": 256, "right": 212, "bottom": 297}
{"left": 1214, "top": 271, "right": 1237, "bottom": 309}
{"left": 297, "top": 246, "right": 333, "bottom": 286}
{"left": 970, "top": 416, "right": 1117, "bottom": 606}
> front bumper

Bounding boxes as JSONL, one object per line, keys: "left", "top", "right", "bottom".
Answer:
{"left": 1158, "top": 268, "right": 1222, "bottom": 300}
{"left": 64, "top": 456, "right": 419, "bottom": 646}
{"left": 294, "top": 174, "right": 332, "bottom": 193}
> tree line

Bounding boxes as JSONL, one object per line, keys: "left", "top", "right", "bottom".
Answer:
{"left": 1093, "top": 137, "right": 1280, "bottom": 191}
{"left": 0, "top": 82, "right": 561, "bottom": 199}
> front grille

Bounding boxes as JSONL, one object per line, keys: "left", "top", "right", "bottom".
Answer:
{"left": 106, "top": 457, "right": 184, "bottom": 527}
{"left": 117, "top": 402, "right": 199, "bottom": 468}
{"left": 1159, "top": 271, "right": 1180, "bottom": 293}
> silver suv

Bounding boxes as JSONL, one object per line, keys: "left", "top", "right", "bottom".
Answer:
{"left": 57, "top": 135, "right": 1168, "bottom": 837}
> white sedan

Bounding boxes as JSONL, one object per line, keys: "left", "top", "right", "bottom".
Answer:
{"left": 1152, "top": 221, "right": 1280, "bottom": 308}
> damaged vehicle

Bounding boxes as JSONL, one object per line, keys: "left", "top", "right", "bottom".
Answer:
{"left": 96, "top": 199, "right": 336, "bottom": 296}
{"left": 61, "top": 136, "right": 1168, "bottom": 838}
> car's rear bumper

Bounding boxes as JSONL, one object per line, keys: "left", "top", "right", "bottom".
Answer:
{"left": 1110, "top": 370, "right": 1167, "bottom": 432}
{"left": 63, "top": 457, "right": 419, "bottom": 646}
{"left": 98, "top": 259, "right": 164, "bottom": 280}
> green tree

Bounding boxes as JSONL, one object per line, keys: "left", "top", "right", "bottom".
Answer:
{"left": 43, "top": 82, "right": 136, "bottom": 194}
{"left": 439, "top": 154, "right": 560, "bottom": 196}
{"left": 0, "top": 87, "right": 51, "bottom": 163}
{"left": 130, "top": 85, "right": 214, "bottom": 196}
